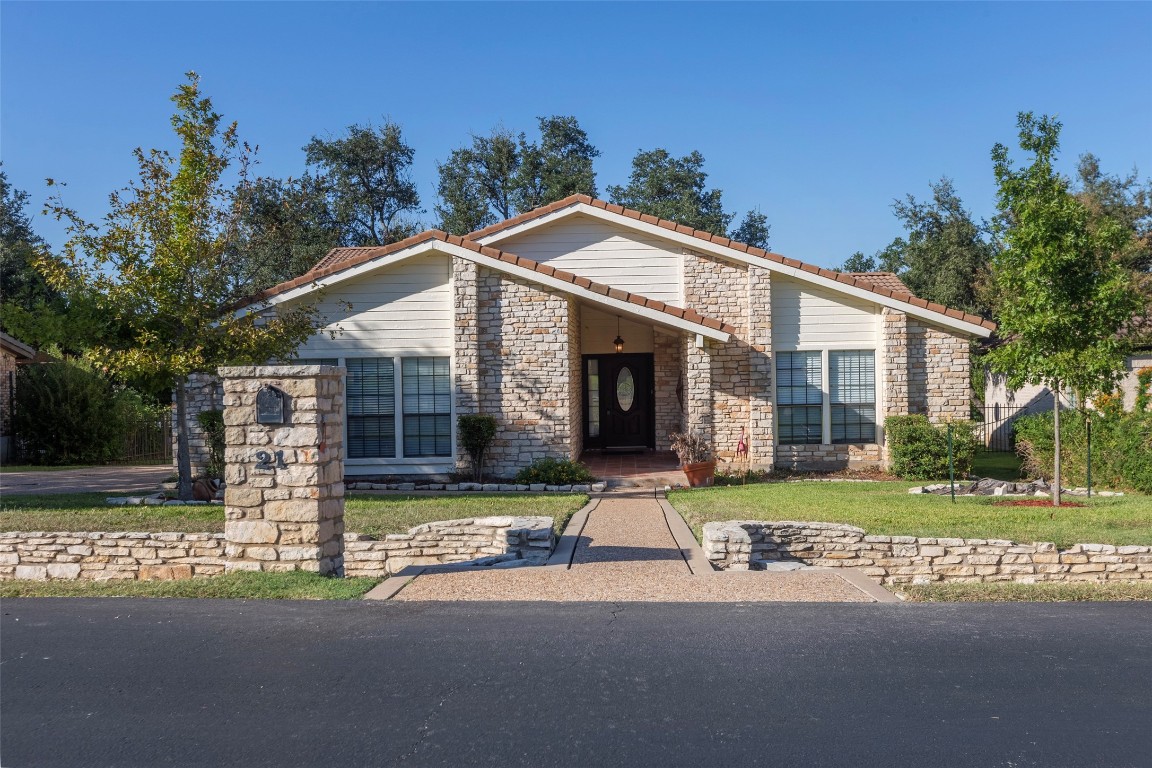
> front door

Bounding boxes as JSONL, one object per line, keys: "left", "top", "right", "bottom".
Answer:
{"left": 584, "top": 354, "right": 654, "bottom": 450}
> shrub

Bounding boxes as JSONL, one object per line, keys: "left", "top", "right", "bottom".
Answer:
{"left": 195, "top": 409, "right": 226, "bottom": 479}
{"left": 669, "top": 432, "right": 714, "bottom": 464}
{"left": 1014, "top": 408, "right": 1152, "bottom": 494}
{"left": 886, "top": 415, "right": 978, "bottom": 481}
{"left": 12, "top": 359, "right": 132, "bottom": 465}
{"left": 514, "top": 457, "right": 595, "bottom": 485}
{"left": 457, "top": 414, "right": 497, "bottom": 483}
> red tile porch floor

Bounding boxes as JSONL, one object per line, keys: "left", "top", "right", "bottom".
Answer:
{"left": 579, "top": 450, "right": 687, "bottom": 489}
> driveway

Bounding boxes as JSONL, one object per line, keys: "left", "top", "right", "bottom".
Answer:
{"left": 3, "top": 599, "right": 1150, "bottom": 767}
{"left": 0, "top": 465, "right": 172, "bottom": 495}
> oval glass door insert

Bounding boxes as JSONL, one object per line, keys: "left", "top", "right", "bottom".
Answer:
{"left": 616, "top": 367, "right": 635, "bottom": 412}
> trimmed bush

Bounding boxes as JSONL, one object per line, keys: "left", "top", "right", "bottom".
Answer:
{"left": 886, "top": 415, "right": 978, "bottom": 481}
{"left": 457, "top": 414, "right": 497, "bottom": 483}
{"left": 514, "top": 457, "right": 595, "bottom": 486}
{"left": 1014, "top": 408, "right": 1152, "bottom": 494}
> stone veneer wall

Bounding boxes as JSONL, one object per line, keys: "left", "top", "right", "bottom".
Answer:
{"left": 0, "top": 347, "right": 16, "bottom": 446}
{"left": 476, "top": 267, "right": 575, "bottom": 477}
{"left": 703, "top": 521, "right": 1152, "bottom": 585}
{"left": 914, "top": 320, "right": 971, "bottom": 421}
{"left": 220, "top": 366, "right": 345, "bottom": 575}
{"left": 684, "top": 250, "right": 751, "bottom": 460}
{"left": 453, "top": 257, "right": 481, "bottom": 473}
{"left": 1, "top": 518, "right": 554, "bottom": 581}
{"left": 567, "top": 299, "right": 583, "bottom": 460}
{"left": 173, "top": 373, "right": 225, "bottom": 477}
{"left": 653, "top": 329, "right": 684, "bottom": 451}
{"left": 773, "top": 444, "right": 883, "bottom": 471}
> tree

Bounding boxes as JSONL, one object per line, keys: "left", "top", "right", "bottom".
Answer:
{"left": 435, "top": 116, "right": 599, "bottom": 235}
{"left": 984, "top": 112, "right": 1144, "bottom": 506}
{"left": 0, "top": 168, "right": 58, "bottom": 313}
{"left": 838, "top": 251, "right": 878, "bottom": 272}
{"left": 1074, "top": 153, "right": 1152, "bottom": 273}
{"left": 304, "top": 121, "right": 421, "bottom": 246}
{"left": 730, "top": 209, "right": 771, "bottom": 250}
{"left": 42, "top": 73, "right": 322, "bottom": 499}
{"left": 607, "top": 149, "right": 732, "bottom": 236}
{"left": 864, "top": 179, "right": 996, "bottom": 316}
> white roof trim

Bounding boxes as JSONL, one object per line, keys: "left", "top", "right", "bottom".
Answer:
{"left": 477, "top": 202, "right": 992, "bottom": 338}
{"left": 235, "top": 239, "right": 731, "bottom": 342}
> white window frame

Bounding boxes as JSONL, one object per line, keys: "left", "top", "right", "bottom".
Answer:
{"left": 773, "top": 348, "right": 880, "bottom": 445}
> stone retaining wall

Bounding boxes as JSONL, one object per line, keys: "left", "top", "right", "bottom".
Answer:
{"left": 1, "top": 516, "right": 554, "bottom": 581}
{"left": 702, "top": 521, "right": 1152, "bottom": 585}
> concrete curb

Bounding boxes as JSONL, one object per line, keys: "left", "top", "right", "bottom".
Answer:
{"left": 656, "top": 493, "right": 716, "bottom": 576}
{"left": 825, "top": 568, "right": 901, "bottom": 603}
{"left": 542, "top": 497, "right": 600, "bottom": 570}
{"left": 362, "top": 567, "right": 425, "bottom": 601}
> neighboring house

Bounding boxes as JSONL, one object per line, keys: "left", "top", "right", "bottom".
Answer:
{"left": 984, "top": 349, "right": 1152, "bottom": 448}
{"left": 0, "top": 332, "right": 39, "bottom": 463}
{"left": 211, "top": 194, "right": 993, "bottom": 479}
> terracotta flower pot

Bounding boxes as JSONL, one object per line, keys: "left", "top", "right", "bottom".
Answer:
{"left": 682, "top": 460, "right": 716, "bottom": 488}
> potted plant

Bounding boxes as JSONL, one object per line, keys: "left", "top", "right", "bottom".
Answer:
{"left": 670, "top": 431, "right": 716, "bottom": 487}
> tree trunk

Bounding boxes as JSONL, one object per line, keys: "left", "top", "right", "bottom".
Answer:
{"left": 1052, "top": 382, "right": 1062, "bottom": 508}
{"left": 175, "top": 378, "right": 194, "bottom": 501}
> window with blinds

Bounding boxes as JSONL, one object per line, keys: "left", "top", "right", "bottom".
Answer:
{"left": 830, "top": 351, "right": 876, "bottom": 444}
{"left": 402, "top": 357, "right": 452, "bottom": 457}
{"left": 777, "top": 350, "right": 823, "bottom": 444}
{"left": 346, "top": 358, "right": 396, "bottom": 458}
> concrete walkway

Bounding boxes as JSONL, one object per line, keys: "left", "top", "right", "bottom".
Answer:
{"left": 393, "top": 493, "right": 874, "bottom": 602}
{"left": 0, "top": 465, "right": 172, "bottom": 496}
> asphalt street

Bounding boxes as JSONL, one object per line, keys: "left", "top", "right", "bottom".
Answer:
{"left": 2, "top": 599, "right": 1150, "bottom": 767}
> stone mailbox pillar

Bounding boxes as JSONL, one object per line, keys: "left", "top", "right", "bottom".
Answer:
{"left": 219, "top": 365, "right": 346, "bottom": 576}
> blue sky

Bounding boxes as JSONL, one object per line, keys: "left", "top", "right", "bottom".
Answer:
{"left": 2, "top": 2, "right": 1149, "bottom": 268}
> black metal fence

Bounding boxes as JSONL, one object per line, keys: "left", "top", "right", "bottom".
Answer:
{"left": 983, "top": 404, "right": 1030, "bottom": 452}
{"left": 111, "top": 413, "right": 173, "bottom": 465}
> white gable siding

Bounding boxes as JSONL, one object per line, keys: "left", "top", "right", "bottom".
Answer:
{"left": 771, "top": 275, "right": 879, "bottom": 349}
{"left": 497, "top": 214, "right": 683, "bottom": 304}
{"left": 290, "top": 255, "right": 452, "bottom": 357}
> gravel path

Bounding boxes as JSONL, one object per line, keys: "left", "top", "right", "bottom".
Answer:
{"left": 395, "top": 494, "right": 870, "bottom": 602}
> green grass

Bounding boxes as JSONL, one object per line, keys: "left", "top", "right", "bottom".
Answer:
{"left": 346, "top": 493, "right": 587, "bottom": 538}
{"left": 669, "top": 481, "right": 1152, "bottom": 548}
{"left": 0, "top": 491, "right": 588, "bottom": 538}
{"left": 899, "top": 581, "right": 1152, "bottom": 602}
{"left": 971, "top": 450, "right": 1024, "bottom": 481}
{"left": 0, "top": 570, "right": 381, "bottom": 599}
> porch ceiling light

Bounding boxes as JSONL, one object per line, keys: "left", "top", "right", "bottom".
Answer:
{"left": 614, "top": 316, "right": 625, "bottom": 353}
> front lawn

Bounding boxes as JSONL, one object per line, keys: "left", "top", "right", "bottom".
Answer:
{"left": 669, "top": 481, "right": 1152, "bottom": 548}
{"left": 0, "top": 492, "right": 588, "bottom": 538}
{"left": 899, "top": 581, "right": 1152, "bottom": 602}
{"left": 0, "top": 570, "right": 380, "bottom": 599}
{"left": 971, "top": 450, "right": 1024, "bottom": 481}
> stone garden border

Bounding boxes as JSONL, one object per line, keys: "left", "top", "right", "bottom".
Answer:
{"left": 702, "top": 520, "right": 1152, "bottom": 585}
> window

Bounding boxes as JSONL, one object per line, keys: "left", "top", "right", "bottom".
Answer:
{"left": 346, "top": 358, "right": 396, "bottom": 459}
{"left": 830, "top": 351, "right": 876, "bottom": 444}
{"left": 587, "top": 359, "right": 600, "bottom": 438}
{"left": 776, "top": 349, "right": 877, "bottom": 445}
{"left": 402, "top": 357, "right": 452, "bottom": 457}
{"left": 777, "top": 351, "right": 823, "bottom": 445}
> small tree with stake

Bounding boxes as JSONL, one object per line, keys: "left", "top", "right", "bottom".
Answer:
{"left": 985, "top": 113, "right": 1143, "bottom": 506}
{"left": 458, "top": 415, "right": 497, "bottom": 483}
{"left": 40, "top": 73, "right": 321, "bottom": 500}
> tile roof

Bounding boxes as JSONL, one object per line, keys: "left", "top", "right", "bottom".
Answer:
{"left": 238, "top": 231, "right": 738, "bottom": 336}
{"left": 467, "top": 194, "right": 996, "bottom": 332}
{"left": 847, "top": 272, "right": 912, "bottom": 295}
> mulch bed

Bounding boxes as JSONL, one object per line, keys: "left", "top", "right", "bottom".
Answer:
{"left": 992, "top": 499, "right": 1086, "bottom": 508}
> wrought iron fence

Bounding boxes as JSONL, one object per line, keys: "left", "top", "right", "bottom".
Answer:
{"left": 982, "top": 404, "right": 1030, "bottom": 452}
{"left": 111, "top": 412, "right": 173, "bottom": 465}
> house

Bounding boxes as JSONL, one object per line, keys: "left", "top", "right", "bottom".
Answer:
{"left": 0, "top": 331, "right": 39, "bottom": 463}
{"left": 217, "top": 194, "right": 994, "bottom": 479}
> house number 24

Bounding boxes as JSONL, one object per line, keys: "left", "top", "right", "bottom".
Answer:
{"left": 254, "top": 450, "right": 289, "bottom": 471}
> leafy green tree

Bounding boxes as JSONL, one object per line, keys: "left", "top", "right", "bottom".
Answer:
{"left": 866, "top": 178, "right": 996, "bottom": 315}
{"left": 1074, "top": 153, "right": 1151, "bottom": 272}
{"left": 985, "top": 113, "right": 1144, "bottom": 506}
{"left": 838, "top": 251, "right": 878, "bottom": 272}
{"left": 42, "top": 73, "right": 322, "bottom": 499}
{"left": 607, "top": 149, "right": 732, "bottom": 236}
{"left": 0, "top": 168, "right": 58, "bottom": 313}
{"left": 304, "top": 121, "right": 422, "bottom": 246}
{"left": 436, "top": 116, "right": 599, "bottom": 234}
{"left": 730, "top": 209, "right": 771, "bottom": 250}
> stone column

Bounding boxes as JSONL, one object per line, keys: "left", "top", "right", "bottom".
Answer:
{"left": 453, "top": 257, "right": 480, "bottom": 473}
{"left": 685, "top": 335, "right": 713, "bottom": 444}
{"left": 747, "top": 264, "right": 774, "bottom": 468}
{"left": 219, "top": 365, "right": 345, "bottom": 576}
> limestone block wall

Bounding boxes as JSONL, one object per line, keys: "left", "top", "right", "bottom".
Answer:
{"left": 0, "top": 532, "right": 226, "bottom": 581}
{"left": 653, "top": 329, "right": 684, "bottom": 451}
{"left": 567, "top": 299, "right": 583, "bottom": 460}
{"left": 888, "top": 314, "right": 970, "bottom": 423}
{"left": 453, "top": 257, "right": 481, "bottom": 473}
{"left": 773, "top": 444, "right": 883, "bottom": 471}
{"left": 476, "top": 268, "right": 575, "bottom": 477}
{"left": 746, "top": 265, "right": 774, "bottom": 468}
{"left": 220, "top": 366, "right": 345, "bottom": 575}
{"left": 702, "top": 521, "right": 1152, "bottom": 585}
{"left": 173, "top": 373, "right": 225, "bottom": 477}
{"left": 343, "top": 516, "right": 555, "bottom": 577}
{"left": 0, "top": 348, "right": 16, "bottom": 445}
